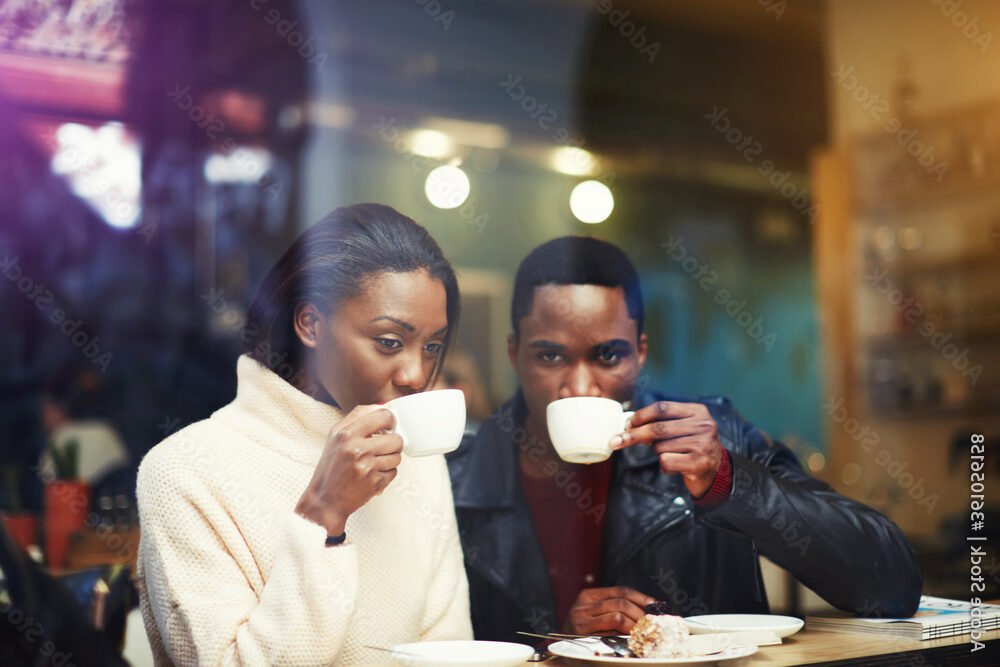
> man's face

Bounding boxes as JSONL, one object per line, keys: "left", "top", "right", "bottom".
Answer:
{"left": 509, "top": 284, "right": 648, "bottom": 426}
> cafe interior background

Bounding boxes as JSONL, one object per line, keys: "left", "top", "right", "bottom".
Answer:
{"left": 1, "top": 0, "right": 999, "bottom": 660}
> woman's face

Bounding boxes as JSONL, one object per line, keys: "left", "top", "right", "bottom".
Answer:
{"left": 297, "top": 270, "right": 449, "bottom": 412}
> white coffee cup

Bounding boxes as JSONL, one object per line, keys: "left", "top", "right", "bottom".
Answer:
{"left": 546, "top": 396, "right": 634, "bottom": 464}
{"left": 386, "top": 389, "right": 467, "bottom": 457}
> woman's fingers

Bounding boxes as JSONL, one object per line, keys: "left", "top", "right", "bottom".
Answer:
{"left": 367, "top": 432, "right": 404, "bottom": 456}
{"left": 334, "top": 403, "right": 386, "bottom": 431}
{"left": 374, "top": 452, "right": 402, "bottom": 472}
{"left": 376, "top": 467, "right": 398, "bottom": 492}
{"left": 349, "top": 407, "right": 397, "bottom": 437}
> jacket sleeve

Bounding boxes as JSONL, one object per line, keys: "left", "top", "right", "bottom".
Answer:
{"left": 695, "top": 412, "right": 922, "bottom": 618}
{"left": 137, "top": 451, "right": 361, "bottom": 666}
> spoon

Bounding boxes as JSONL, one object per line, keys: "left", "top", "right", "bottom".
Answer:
{"left": 362, "top": 644, "right": 423, "bottom": 658}
{"left": 526, "top": 648, "right": 552, "bottom": 662}
{"left": 549, "top": 633, "right": 634, "bottom": 658}
{"left": 516, "top": 631, "right": 606, "bottom": 656}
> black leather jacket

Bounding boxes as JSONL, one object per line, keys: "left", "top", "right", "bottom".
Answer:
{"left": 446, "top": 389, "right": 922, "bottom": 643}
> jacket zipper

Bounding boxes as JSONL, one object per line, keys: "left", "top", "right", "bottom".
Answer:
{"left": 751, "top": 539, "right": 763, "bottom": 603}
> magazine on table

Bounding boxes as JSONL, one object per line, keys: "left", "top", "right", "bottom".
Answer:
{"left": 806, "top": 596, "right": 1000, "bottom": 640}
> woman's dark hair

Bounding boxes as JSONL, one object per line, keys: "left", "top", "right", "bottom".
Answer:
{"left": 511, "top": 236, "right": 644, "bottom": 338}
{"left": 245, "top": 203, "right": 460, "bottom": 388}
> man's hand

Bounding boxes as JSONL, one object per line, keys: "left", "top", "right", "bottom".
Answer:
{"left": 610, "top": 401, "right": 724, "bottom": 498}
{"left": 566, "top": 587, "right": 656, "bottom": 635}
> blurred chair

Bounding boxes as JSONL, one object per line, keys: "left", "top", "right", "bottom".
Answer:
{"left": 58, "top": 565, "right": 135, "bottom": 650}
{"left": 0, "top": 522, "right": 129, "bottom": 666}
{"left": 39, "top": 367, "right": 129, "bottom": 484}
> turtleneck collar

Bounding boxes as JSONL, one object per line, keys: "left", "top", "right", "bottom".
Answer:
{"left": 214, "top": 355, "right": 345, "bottom": 466}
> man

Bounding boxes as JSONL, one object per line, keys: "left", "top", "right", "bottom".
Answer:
{"left": 446, "top": 236, "right": 921, "bottom": 643}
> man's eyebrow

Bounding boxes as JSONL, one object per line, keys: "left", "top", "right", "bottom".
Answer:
{"left": 370, "top": 315, "right": 415, "bottom": 332}
{"left": 592, "top": 338, "right": 633, "bottom": 352}
{"left": 528, "top": 340, "right": 567, "bottom": 351}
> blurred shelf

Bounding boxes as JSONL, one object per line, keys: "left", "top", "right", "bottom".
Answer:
{"left": 0, "top": 50, "right": 123, "bottom": 118}
{"left": 857, "top": 174, "right": 1000, "bottom": 214}
{"left": 65, "top": 526, "right": 139, "bottom": 572}
{"left": 863, "top": 327, "right": 1000, "bottom": 348}
{"left": 862, "top": 251, "right": 1000, "bottom": 278}
{"left": 870, "top": 402, "right": 1000, "bottom": 421}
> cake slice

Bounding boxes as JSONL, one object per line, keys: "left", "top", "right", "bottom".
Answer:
{"left": 628, "top": 602, "right": 692, "bottom": 658}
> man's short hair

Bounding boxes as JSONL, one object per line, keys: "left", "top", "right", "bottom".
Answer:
{"left": 510, "top": 236, "right": 644, "bottom": 337}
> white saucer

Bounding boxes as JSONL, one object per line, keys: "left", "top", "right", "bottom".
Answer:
{"left": 547, "top": 639, "right": 758, "bottom": 664}
{"left": 390, "top": 640, "right": 533, "bottom": 666}
{"left": 684, "top": 614, "right": 804, "bottom": 637}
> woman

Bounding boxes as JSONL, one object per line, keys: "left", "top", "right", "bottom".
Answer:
{"left": 136, "top": 204, "right": 472, "bottom": 665}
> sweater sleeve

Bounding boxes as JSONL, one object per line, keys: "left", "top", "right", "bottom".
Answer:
{"left": 417, "top": 461, "right": 473, "bottom": 642}
{"left": 137, "top": 450, "right": 360, "bottom": 666}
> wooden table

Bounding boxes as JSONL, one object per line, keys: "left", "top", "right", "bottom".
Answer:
{"left": 530, "top": 627, "right": 1000, "bottom": 666}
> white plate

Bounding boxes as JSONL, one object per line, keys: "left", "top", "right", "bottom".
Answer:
{"left": 547, "top": 639, "right": 758, "bottom": 664}
{"left": 390, "top": 640, "right": 533, "bottom": 666}
{"left": 684, "top": 614, "right": 804, "bottom": 638}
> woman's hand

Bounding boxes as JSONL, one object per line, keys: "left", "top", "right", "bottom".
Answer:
{"left": 296, "top": 404, "right": 403, "bottom": 535}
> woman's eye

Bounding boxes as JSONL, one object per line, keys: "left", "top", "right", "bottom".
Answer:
{"left": 374, "top": 337, "right": 402, "bottom": 351}
{"left": 424, "top": 342, "right": 443, "bottom": 355}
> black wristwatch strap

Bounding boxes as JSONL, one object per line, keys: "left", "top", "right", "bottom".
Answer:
{"left": 325, "top": 532, "right": 347, "bottom": 547}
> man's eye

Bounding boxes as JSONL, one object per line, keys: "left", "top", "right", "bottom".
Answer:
{"left": 374, "top": 338, "right": 402, "bottom": 351}
{"left": 537, "top": 351, "right": 562, "bottom": 363}
{"left": 600, "top": 350, "right": 622, "bottom": 363}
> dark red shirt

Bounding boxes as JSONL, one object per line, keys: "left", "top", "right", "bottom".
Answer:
{"left": 520, "top": 450, "right": 732, "bottom": 625}
{"left": 520, "top": 458, "right": 614, "bottom": 626}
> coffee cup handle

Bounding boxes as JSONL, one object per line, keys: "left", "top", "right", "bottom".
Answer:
{"left": 622, "top": 410, "right": 634, "bottom": 431}
{"left": 386, "top": 406, "right": 409, "bottom": 450}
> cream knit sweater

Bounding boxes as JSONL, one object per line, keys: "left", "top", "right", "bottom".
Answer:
{"left": 136, "top": 355, "right": 472, "bottom": 666}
